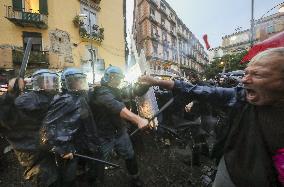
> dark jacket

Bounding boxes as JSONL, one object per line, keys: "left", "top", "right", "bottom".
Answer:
{"left": 173, "top": 80, "right": 283, "bottom": 187}
{"left": 0, "top": 91, "right": 57, "bottom": 185}
{"left": 89, "top": 86, "right": 127, "bottom": 138}
{"left": 0, "top": 91, "right": 53, "bottom": 151}
{"left": 40, "top": 93, "right": 99, "bottom": 155}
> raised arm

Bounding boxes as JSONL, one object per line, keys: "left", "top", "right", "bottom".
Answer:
{"left": 139, "top": 75, "right": 244, "bottom": 107}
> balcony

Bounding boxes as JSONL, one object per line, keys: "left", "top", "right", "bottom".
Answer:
{"left": 149, "top": 14, "right": 158, "bottom": 25}
{"left": 12, "top": 50, "right": 49, "bottom": 65}
{"left": 151, "top": 33, "right": 160, "bottom": 42}
{"left": 168, "top": 14, "right": 176, "bottom": 24}
{"left": 160, "top": 3, "right": 167, "bottom": 16}
{"left": 160, "top": 23, "right": 166, "bottom": 30}
{"left": 5, "top": 6, "right": 48, "bottom": 29}
{"left": 170, "top": 30, "right": 176, "bottom": 37}
{"left": 79, "top": 25, "right": 104, "bottom": 43}
{"left": 177, "top": 30, "right": 187, "bottom": 40}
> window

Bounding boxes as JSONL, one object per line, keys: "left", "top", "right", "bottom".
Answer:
{"left": 179, "top": 42, "right": 182, "bottom": 52}
{"left": 150, "top": 7, "right": 155, "bottom": 16}
{"left": 23, "top": 32, "right": 42, "bottom": 51}
{"left": 172, "top": 38, "right": 176, "bottom": 47}
{"left": 162, "top": 31, "right": 167, "bottom": 41}
{"left": 152, "top": 42, "right": 158, "bottom": 57}
{"left": 13, "top": 0, "right": 48, "bottom": 14}
{"left": 81, "top": 3, "right": 97, "bottom": 34}
{"left": 160, "top": 2, "right": 166, "bottom": 11}
{"left": 161, "top": 17, "right": 165, "bottom": 26}
{"left": 163, "top": 49, "right": 168, "bottom": 60}
{"left": 173, "top": 50, "right": 177, "bottom": 61}
{"left": 267, "top": 25, "right": 275, "bottom": 34}
{"left": 170, "top": 24, "right": 174, "bottom": 32}
{"left": 151, "top": 25, "right": 158, "bottom": 36}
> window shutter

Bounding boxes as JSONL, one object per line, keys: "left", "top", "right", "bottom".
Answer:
{"left": 12, "top": 0, "right": 22, "bottom": 11}
{"left": 39, "top": 0, "right": 48, "bottom": 15}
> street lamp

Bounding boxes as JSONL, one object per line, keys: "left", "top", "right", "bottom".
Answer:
{"left": 250, "top": 1, "right": 284, "bottom": 47}
{"left": 250, "top": 0, "right": 255, "bottom": 47}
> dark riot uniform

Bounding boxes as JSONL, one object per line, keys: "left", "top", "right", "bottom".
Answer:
{"left": 40, "top": 92, "right": 100, "bottom": 186}
{"left": 0, "top": 91, "right": 58, "bottom": 186}
{"left": 89, "top": 85, "right": 139, "bottom": 179}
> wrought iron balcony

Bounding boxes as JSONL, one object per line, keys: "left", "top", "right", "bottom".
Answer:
{"left": 149, "top": 14, "right": 158, "bottom": 25}
{"left": 160, "top": 23, "right": 166, "bottom": 30}
{"left": 79, "top": 25, "right": 104, "bottom": 43}
{"left": 151, "top": 33, "right": 160, "bottom": 42}
{"left": 12, "top": 50, "right": 49, "bottom": 65}
{"left": 170, "top": 30, "right": 176, "bottom": 37}
{"left": 5, "top": 6, "right": 48, "bottom": 29}
{"left": 168, "top": 14, "right": 176, "bottom": 24}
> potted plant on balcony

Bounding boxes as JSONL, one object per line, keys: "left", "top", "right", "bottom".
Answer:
{"left": 73, "top": 15, "right": 84, "bottom": 27}
{"left": 79, "top": 27, "right": 88, "bottom": 38}
{"left": 99, "top": 27, "right": 104, "bottom": 39}
{"left": 91, "top": 27, "right": 104, "bottom": 42}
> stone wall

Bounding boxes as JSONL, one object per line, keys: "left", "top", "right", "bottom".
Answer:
{"left": 49, "top": 29, "right": 74, "bottom": 68}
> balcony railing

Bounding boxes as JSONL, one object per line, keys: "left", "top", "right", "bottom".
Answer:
{"left": 12, "top": 50, "right": 49, "bottom": 65}
{"left": 160, "top": 23, "right": 166, "bottom": 30}
{"left": 168, "top": 14, "right": 176, "bottom": 24}
{"left": 159, "top": 5, "right": 167, "bottom": 16}
{"left": 151, "top": 33, "right": 160, "bottom": 42}
{"left": 5, "top": 6, "right": 48, "bottom": 29}
{"left": 170, "top": 30, "right": 176, "bottom": 37}
{"left": 149, "top": 14, "right": 158, "bottom": 25}
{"left": 160, "top": 2, "right": 167, "bottom": 12}
{"left": 79, "top": 25, "right": 104, "bottom": 43}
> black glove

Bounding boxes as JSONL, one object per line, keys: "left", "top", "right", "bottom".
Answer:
{"left": 51, "top": 144, "right": 76, "bottom": 157}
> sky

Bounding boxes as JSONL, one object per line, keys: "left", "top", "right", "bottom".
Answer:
{"left": 166, "top": 0, "right": 284, "bottom": 48}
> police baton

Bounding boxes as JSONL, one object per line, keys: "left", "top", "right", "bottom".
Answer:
{"left": 74, "top": 153, "right": 120, "bottom": 168}
{"left": 130, "top": 97, "right": 175, "bottom": 137}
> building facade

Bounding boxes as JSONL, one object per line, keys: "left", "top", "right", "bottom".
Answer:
{"left": 221, "top": 12, "right": 284, "bottom": 55}
{"left": 133, "top": 0, "right": 208, "bottom": 77}
{"left": 0, "top": 0, "right": 126, "bottom": 83}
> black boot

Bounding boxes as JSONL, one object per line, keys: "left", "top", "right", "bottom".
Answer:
{"left": 130, "top": 174, "right": 144, "bottom": 187}
{"left": 125, "top": 157, "right": 143, "bottom": 187}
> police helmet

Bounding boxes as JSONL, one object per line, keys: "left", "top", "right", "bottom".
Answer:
{"left": 61, "top": 68, "right": 88, "bottom": 92}
{"left": 101, "top": 66, "right": 124, "bottom": 84}
{"left": 32, "top": 69, "right": 60, "bottom": 92}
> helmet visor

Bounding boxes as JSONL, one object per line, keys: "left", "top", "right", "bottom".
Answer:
{"left": 65, "top": 74, "right": 88, "bottom": 91}
{"left": 32, "top": 73, "right": 60, "bottom": 92}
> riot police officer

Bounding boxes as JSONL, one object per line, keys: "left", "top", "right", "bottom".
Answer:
{"left": 89, "top": 66, "right": 148, "bottom": 187}
{"left": 0, "top": 69, "right": 60, "bottom": 186}
{"left": 40, "top": 68, "right": 99, "bottom": 186}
